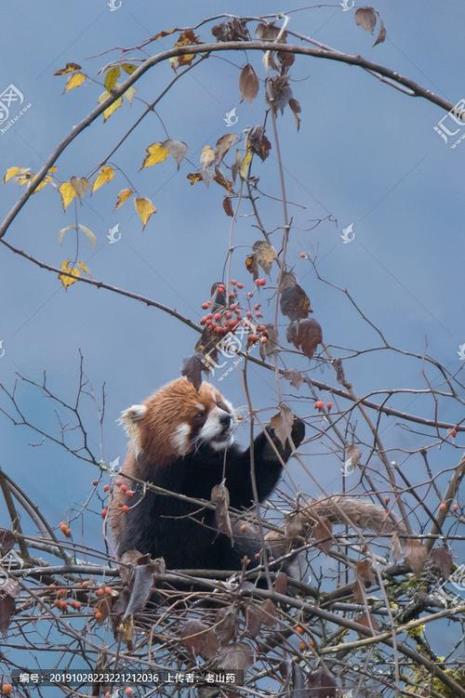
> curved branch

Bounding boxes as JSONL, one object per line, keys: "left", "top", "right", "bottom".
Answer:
{"left": 0, "top": 41, "right": 453, "bottom": 241}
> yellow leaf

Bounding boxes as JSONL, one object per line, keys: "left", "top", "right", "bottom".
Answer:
{"left": 103, "top": 96, "right": 122, "bottom": 121}
{"left": 239, "top": 148, "right": 253, "bottom": 180}
{"left": 121, "top": 63, "right": 137, "bottom": 75}
{"left": 141, "top": 143, "right": 169, "bottom": 169}
{"left": 187, "top": 172, "right": 203, "bottom": 185}
{"left": 58, "top": 260, "right": 80, "bottom": 288}
{"left": 16, "top": 172, "right": 33, "bottom": 186}
{"left": 134, "top": 197, "right": 156, "bottom": 229}
{"left": 59, "top": 182, "right": 76, "bottom": 210}
{"left": 65, "top": 72, "right": 87, "bottom": 92}
{"left": 92, "top": 165, "right": 115, "bottom": 193}
{"left": 200, "top": 145, "right": 215, "bottom": 170}
{"left": 104, "top": 65, "right": 121, "bottom": 92}
{"left": 4, "top": 166, "right": 29, "bottom": 183}
{"left": 123, "top": 86, "right": 136, "bottom": 102}
{"left": 54, "top": 62, "right": 81, "bottom": 76}
{"left": 115, "top": 188, "right": 133, "bottom": 208}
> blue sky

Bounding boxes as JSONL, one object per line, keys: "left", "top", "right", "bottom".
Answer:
{"left": 0, "top": 0, "right": 464, "bottom": 614}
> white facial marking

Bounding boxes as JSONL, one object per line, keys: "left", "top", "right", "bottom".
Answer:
{"left": 172, "top": 422, "right": 190, "bottom": 456}
{"left": 198, "top": 404, "right": 235, "bottom": 450}
{"left": 195, "top": 403, "right": 205, "bottom": 411}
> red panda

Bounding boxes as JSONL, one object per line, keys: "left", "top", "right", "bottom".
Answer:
{"left": 109, "top": 377, "right": 305, "bottom": 571}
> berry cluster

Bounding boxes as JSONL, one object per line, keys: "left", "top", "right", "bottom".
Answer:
{"left": 199, "top": 280, "right": 269, "bottom": 346}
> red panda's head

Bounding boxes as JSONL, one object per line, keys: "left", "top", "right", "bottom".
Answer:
{"left": 120, "top": 377, "right": 236, "bottom": 465}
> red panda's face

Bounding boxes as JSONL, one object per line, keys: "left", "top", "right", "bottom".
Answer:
{"left": 120, "top": 378, "right": 236, "bottom": 464}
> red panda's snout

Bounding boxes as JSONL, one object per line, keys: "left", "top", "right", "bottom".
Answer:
{"left": 119, "top": 377, "right": 237, "bottom": 464}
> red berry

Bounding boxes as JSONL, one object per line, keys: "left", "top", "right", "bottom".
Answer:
{"left": 101, "top": 507, "right": 108, "bottom": 518}
{"left": 201, "top": 301, "right": 211, "bottom": 309}
{"left": 126, "top": 489, "right": 135, "bottom": 497}
{"left": 120, "top": 504, "right": 130, "bottom": 513}
{"left": 236, "top": 282, "right": 244, "bottom": 289}
{"left": 326, "top": 401, "right": 334, "bottom": 411}
{"left": 103, "top": 484, "right": 110, "bottom": 493}
{"left": 255, "top": 311, "right": 263, "bottom": 318}
{"left": 124, "top": 689, "right": 134, "bottom": 696}
{"left": 225, "top": 310, "right": 232, "bottom": 319}
{"left": 255, "top": 278, "right": 266, "bottom": 287}
{"left": 314, "top": 400, "right": 325, "bottom": 411}
{"left": 1, "top": 684, "right": 13, "bottom": 696}
{"left": 247, "top": 291, "right": 253, "bottom": 298}
{"left": 439, "top": 502, "right": 448, "bottom": 512}
{"left": 246, "top": 311, "right": 253, "bottom": 319}
{"left": 119, "top": 483, "right": 128, "bottom": 494}
{"left": 214, "top": 312, "right": 222, "bottom": 321}
{"left": 70, "top": 600, "right": 81, "bottom": 610}
{"left": 248, "top": 334, "right": 259, "bottom": 344}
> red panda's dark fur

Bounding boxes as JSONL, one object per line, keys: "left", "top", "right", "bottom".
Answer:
{"left": 110, "top": 377, "right": 305, "bottom": 571}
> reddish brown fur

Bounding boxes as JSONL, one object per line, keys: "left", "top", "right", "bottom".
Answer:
{"left": 109, "top": 377, "right": 228, "bottom": 547}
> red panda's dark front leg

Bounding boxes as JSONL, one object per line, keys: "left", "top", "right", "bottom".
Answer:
{"left": 225, "top": 417, "right": 305, "bottom": 509}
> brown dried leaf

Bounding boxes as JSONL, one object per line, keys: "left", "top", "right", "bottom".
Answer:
{"left": 283, "top": 369, "right": 304, "bottom": 389}
{"left": 430, "top": 547, "right": 453, "bottom": 580}
{"left": 355, "top": 611, "right": 379, "bottom": 635}
{"left": 170, "top": 29, "right": 202, "bottom": 71}
{"left": 270, "top": 405, "right": 294, "bottom": 448}
{"left": 253, "top": 240, "right": 277, "bottom": 274}
{"left": 280, "top": 283, "right": 311, "bottom": 320}
{"left": 248, "top": 126, "right": 271, "bottom": 161}
{"left": 245, "top": 606, "right": 263, "bottom": 638}
{"left": 355, "top": 7, "right": 377, "bottom": 32}
{"left": 404, "top": 539, "right": 428, "bottom": 575}
{"left": 180, "top": 619, "right": 219, "bottom": 659}
{"left": 374, "top": 20, "right": 387, "bottom": 46}
{"left": 266, "top": 75, "right": 292, "bottom": 114}
{"left": 259, "top": 324, "right": 278, "bottom": 361}
{"left": 223, "top": 197, "right": 234, "bottom": 217}
{"left": 307, "top": 668, "right": 337, "bottom": 697}
{"left": 182, "top": 353, "right": 208, "bottom": 390}
{"left": 273, "top": 571, "right": 288, "bottom": 595}
{"left": 215, "top": 133, "right": 238, "bottom": 165}
{"left": 213, "top": 168, "right": 234, "bottom": 193}
{"left": 215, "top": 607, "right": 237, "bottom": 645}
{"left": 124, "top": 559, "right": 161, "bottom": 617}
{"left": 0, "top": 592, "right": 15, "bottom": 634}
{"left": 217, "top": 642, "right": 253, "bottom": 672}
{"left": 356, "top": 559, "right": 376, "bottom": 586}
{"left": 289, "top": 98, "right": 302, "bottom": 130}
{"left": 0, "top": 530, "right": 15, "bottom": 555}
{"left": 211, "top": 482, "right": 233, "bottom": 540}
{"left": 313, "top": 517, "right": 333, "bottom": 554}
{"left": 239, "top": 64, "right": 259, "bottom": 103}
{"left": 255, "top": 22, "right": 283, "bottom": 42}
{"left": 287, "top": 319, "right": 323, "bottom": 358}
{"left": 212, "top": 18, "right": 249, "bottom": 42}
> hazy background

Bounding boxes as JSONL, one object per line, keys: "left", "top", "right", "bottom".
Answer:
{"left": 0, "top": 0, "right": 464, "bottom": 659}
